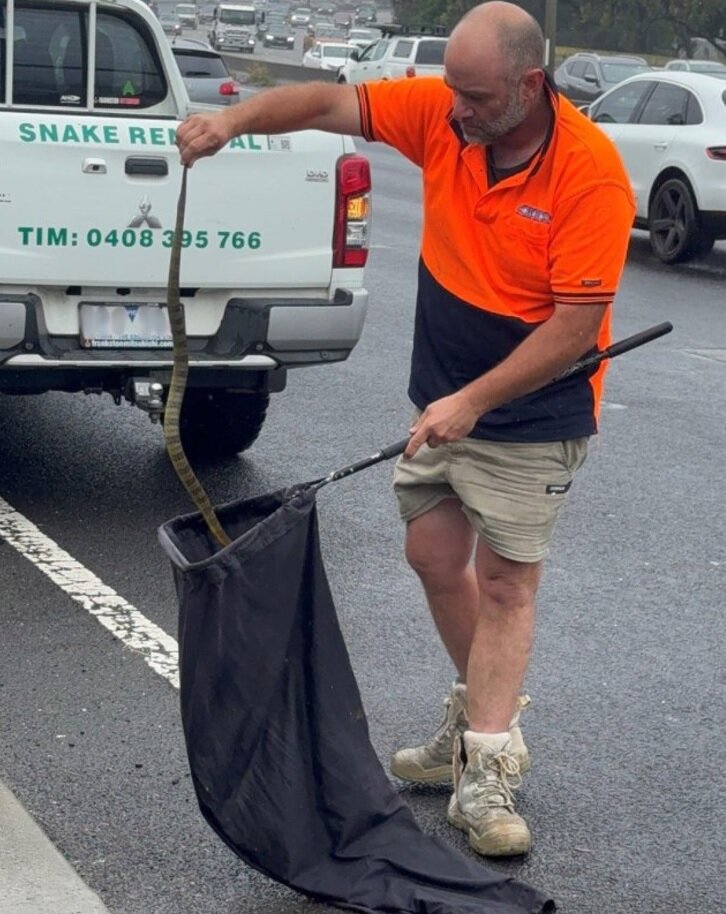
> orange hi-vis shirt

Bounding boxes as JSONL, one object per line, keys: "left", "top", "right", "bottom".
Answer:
{"left": 356, "top": 76, "right": 636, "bottom": 442}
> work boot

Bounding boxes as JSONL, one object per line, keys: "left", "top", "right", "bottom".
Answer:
{"left": 390, "top": 683, "right": 531, "bottom": 784}
{"left": 447, "top": 730, "right": 531, "bottom": 857}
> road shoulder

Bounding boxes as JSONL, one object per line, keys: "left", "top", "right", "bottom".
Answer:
{"left": 0, "top": 778, "right": 111, "bottom": 914}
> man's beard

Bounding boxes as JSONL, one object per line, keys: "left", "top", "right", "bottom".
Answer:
{"left": 460, "top": 89, "right": 528, "bottom": 145}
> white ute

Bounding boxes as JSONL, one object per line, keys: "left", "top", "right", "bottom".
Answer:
{"left": 0, "top": 0, "right": 371, "bottom": 457}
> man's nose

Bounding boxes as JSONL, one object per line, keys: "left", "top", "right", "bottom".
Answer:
{"left": 451, "top": 94, "right": 473, "bottom": 120}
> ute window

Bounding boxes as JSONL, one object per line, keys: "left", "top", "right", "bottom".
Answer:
{"left": 0, "top": 1, "right": 167, "bottom": 109}
{"left": 92, "top": 12, "right": 166, "bottom": 109}
{"left": 391, "top": 39, "right": 413, "bottom": 59}
{"left": 365, "top": 38, "right": 389, "bottom": 61}
{"left": 5, "top": 3, "right": 85, "bottom": 106}
{"left": 415, "top": 39, "right": 446, "bottom": 65}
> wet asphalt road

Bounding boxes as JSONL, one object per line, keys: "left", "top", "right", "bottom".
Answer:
{"left": 1, "top": 141, "right": 725, "bottom": 914}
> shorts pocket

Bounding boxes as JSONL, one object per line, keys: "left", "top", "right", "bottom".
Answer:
{"left": 559, "top": 437, "right": 589, "bottom": 474}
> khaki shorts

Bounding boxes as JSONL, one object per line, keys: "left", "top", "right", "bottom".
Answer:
{"left": 393, "top": 431, "right": 588, "bottom": 563}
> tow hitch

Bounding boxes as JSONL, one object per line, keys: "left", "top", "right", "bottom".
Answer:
{"left": 130, "top": 379, "right": 165, "bottom": 423}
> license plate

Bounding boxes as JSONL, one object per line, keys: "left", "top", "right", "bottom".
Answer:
{"left": 80, "top": 303, "right": 173, "bottom": 349}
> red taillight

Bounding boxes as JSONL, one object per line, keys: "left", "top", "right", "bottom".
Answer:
{"left": 405, "top": 66, "right": 416, "bottom": 78}
{"left": 333, "top": 154, "right": 371, "bottom": 268}
{"left": 706, "top": 146, "right": 726, "bottom": 160}
{"left": 219, "top": 81, "right": 240, "bottom": 96}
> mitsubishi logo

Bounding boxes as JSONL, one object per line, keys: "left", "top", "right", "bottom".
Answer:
{"left": 128, "top": 196, "right": 162, "bottom": 228}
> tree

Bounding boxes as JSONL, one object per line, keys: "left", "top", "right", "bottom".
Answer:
{"left": 392, "top": 0, "right": 725, "bottom": 56}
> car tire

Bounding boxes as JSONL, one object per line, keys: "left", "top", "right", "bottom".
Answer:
{"left": 648, "top": 177, "right": 711, "bottom": 264}
{"left": 164, "top": 389, "right": 270, "bottom": 459}
{"left": 337, "top": 75, "right": 347, "bottom": 83}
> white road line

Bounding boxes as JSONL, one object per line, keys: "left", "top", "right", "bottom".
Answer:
{"left": 0, "top": 497, "right": 179, "bottom": 690}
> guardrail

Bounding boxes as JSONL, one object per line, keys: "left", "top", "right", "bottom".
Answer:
{"left": 221, "top": 53, "right": 340, "bottom": 84}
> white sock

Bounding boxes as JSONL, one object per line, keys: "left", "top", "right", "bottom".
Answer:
{"left": 463, "top": 730, "right": 510, "bottom": 754}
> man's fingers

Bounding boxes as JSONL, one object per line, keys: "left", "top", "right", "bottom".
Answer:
{"left": 404, "top": 426, "right": 430, "bottom": 459}
{"left": 176, "top": 116, "right": 227, "bottom": 166}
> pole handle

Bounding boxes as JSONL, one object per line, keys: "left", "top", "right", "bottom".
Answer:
{"left": 318, "top": 321, "right": 673, "bottom": 486}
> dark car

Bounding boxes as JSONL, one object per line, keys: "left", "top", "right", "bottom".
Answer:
{"left": 262, "top": 15, "right": 296, "bottom": 48}
{"left": 555, "top": 52, "right": 651, "bottom": 105}
{"left": 306, "top": 12, "right": 332, "bottom": 36}
{"left": 332, "top": 9, "right": 354, "bottom": 29}
{"left": 355, "top": 4, "right": 376, "bottom": 26}
{"left": 302, "top": 21, "right": 347, "bottom": 52}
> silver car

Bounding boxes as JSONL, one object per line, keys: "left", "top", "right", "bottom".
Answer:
{"left": 159, "top": 10, "right": 183, "bottom": 36}
{"left": 170, "top": 38, "right": 243, "bottom": 106}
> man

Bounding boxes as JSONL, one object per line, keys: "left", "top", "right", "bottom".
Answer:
{"left": 177, "top": 1, "right": 634, "bottom": 858}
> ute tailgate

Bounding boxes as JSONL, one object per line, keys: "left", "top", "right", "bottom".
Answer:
{"left": 0, "top": 113, "right": 346, "bottom": 290}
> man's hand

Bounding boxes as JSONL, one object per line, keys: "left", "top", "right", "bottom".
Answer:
{"left": 405, "top": 392, "right": 480, "bottom": 459}
{"left": 176, "top": 111, "right": 236, "bottom": 167}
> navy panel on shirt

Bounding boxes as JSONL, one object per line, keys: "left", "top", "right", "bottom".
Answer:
{"left": 408, "top": 260, "right": 598, "bottom": 443}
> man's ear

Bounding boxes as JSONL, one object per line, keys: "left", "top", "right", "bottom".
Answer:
{"left": 521, "top": 68, "right": 545, "bottom": 102}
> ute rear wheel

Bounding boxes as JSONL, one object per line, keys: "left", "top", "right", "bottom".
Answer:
{"left": 649, "top": 177, "right": 714, "bottom": 263}
{"left": 164, "top": 389, "right": 269, "bottom": 459}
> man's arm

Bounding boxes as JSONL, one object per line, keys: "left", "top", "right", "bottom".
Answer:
{"left": 405, "top": 302, "right": 607, "bottom": 458}
{"left": 177, "top": 82, "right": 362, "bottom": 166}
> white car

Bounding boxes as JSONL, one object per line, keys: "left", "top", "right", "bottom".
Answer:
{"left": 302, "top": 41, "right": 355, "bottom": 70}
{"left": 175, "top": 3, "right": 198, "bottom": 28}
{"left": 289, "top": 6, "right": 312, "bottom": 26}
{"left": 337, "top": 34, "right": 447, "bottom": 84}
{"left": 663, "top": 59, "right": 726, "bottom": 75}
{"left": 588, "top": 70, "right": 726, "bottom": 263}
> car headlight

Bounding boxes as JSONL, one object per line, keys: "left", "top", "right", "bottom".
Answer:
{"left": 266, "top": 33, "right": 274, "bottom": 39}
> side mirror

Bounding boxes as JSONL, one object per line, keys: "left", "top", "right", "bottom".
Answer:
{"left": 350, "top": 48, "right": 360, "bottom": 61}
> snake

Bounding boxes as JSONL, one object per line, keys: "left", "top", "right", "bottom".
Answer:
{"left": 163, "top": 166, "right": 232, "bottom": 549}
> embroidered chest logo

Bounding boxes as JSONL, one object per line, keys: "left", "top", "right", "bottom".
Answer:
{"left": 516, "top": 204, "right": 551, "bottom": 224}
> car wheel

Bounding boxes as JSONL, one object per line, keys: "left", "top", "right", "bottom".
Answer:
{"left": 337, "top": 75, "right": 347, "bottom": 83}
{"left": 648, "top": 177, "right": 710, "bottom": 264}
{"left": 163, "top": 389, "right": 270, "bottom": 459}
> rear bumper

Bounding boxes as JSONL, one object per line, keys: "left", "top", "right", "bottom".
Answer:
{"left": 0, "top": 288, "right": 368, "bottom": 392}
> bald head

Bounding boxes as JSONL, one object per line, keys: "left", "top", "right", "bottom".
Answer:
{"left": 447, "top": 2, "right": 545, "bottom": 83}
